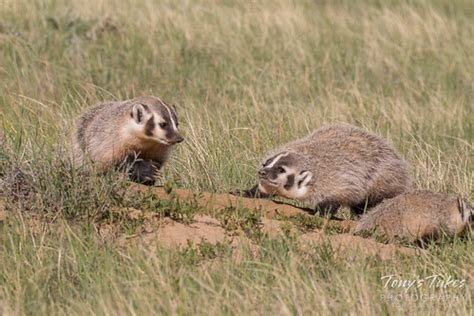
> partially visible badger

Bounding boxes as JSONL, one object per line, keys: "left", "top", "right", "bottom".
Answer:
{"left": 73, "top": 96, "right": 184, "bottom": 183}
{"left": 237, "top": 124, "right": 411, "bottom": 216}
{"left": 355, "top": 191, "right": 473, "bottom": 241}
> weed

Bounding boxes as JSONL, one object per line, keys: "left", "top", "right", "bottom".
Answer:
{"left": 178, "top": 240, "right": 233, "bottom": 265}
{"left": 214, "top": 206, "right": 264, "bottom": 241}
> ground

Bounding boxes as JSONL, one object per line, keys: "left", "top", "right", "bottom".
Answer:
{"left": 0, "top": 0, "right": 473, "bottom": 315}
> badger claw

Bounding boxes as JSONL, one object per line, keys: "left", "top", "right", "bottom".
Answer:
{"left": 128, "top": 159, "right": 162, "bottom": 185}
{"left": 230, "top": 185, "right": 269, "bottom": 199}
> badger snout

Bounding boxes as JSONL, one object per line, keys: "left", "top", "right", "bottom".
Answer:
{"left": 258, "top": 169, "right": 279, "bottom": 188}
{"left": 169, "top": 134, "right": 184, "bottom": 144}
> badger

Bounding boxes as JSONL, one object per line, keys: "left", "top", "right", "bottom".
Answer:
{"left": 73, "top": 95, "right": 183, "bottom": 183}
{"left": 236, "top": 124, "right": 411, "bottom": 216}
{"left": 355, "top": 191, "right": 473, "bottom": 241}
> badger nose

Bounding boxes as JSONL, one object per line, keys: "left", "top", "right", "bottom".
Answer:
{"left": 258, "top": 169, "right": 267, "bottom": 177}
{"left": 172, "top": 134, "right": 184, "bottom": 144}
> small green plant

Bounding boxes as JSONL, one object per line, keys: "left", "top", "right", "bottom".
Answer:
{"left": 280, "top": 222, "right": 294, "bottom": 238}
{"left": 163, "top": 177, "right": 178, "bottom": 195}
{"left": 284, "top": 214, "right": 324, "bottom": 232}
{"left": 124, "top": 189, "right": 202, "bottom": 224}
{"left": 354, "top": 226, "right": 391, "bottom": 244}
{"left": 119, "top": 212, "right": 145, "bottom": 236}
{"left": 321, "top": 221, "right": 352, "bottom": 235}
{"left": 177, "top": 240, "right": 232, "bottom": 265}
{"left": 214, "top": 206, "right": 263, "bottom": 241}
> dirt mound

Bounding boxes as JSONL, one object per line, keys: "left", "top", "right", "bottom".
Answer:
{"left": 150, "top": 215, "right": 227, "bottom": 247}
{"left": 129, "top": 184, "right": 312, "bottom": 218}
{"left": 1, "top": 182, "right": 419, "bottom": 260}
{"left": 116, "top": 212, "right": 417, "bottom": 260}
{"left": 122, "top": 184, "right": 418, "bottom": 259}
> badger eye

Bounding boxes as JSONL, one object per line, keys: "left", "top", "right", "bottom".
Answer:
{"left": 278, "top": 167, "right": 285, "bottom": 174}
{"left": 159, "top": 122, "right": 168, "bottom": 128}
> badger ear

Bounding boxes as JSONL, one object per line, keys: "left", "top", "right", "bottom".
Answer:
{"left": 297, "top": 170, "right": 313, "bottom": 188}
{"left": 131, "top": 104, "right": 146, "bottom": 124}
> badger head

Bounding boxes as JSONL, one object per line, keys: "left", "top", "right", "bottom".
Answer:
{"left": 129, "top": 96, "right": 184, "bottom": 146}
{"left": 257, "top": 151, "right": 313, "bottom": 200}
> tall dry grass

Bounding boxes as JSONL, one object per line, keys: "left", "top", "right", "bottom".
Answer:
{"left": 0, "top": 0, "right": 472, "bottom": 314}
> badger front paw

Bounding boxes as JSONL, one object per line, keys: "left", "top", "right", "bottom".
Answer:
{"left": 230, "top": 185, "right": 270, "bottom": 199}
{"left": 129, "top": 160, "right": 163, "bottom": 185}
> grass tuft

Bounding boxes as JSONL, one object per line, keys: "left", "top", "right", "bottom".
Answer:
{"left": 1, "top": 0, "right": 472, "bottom": 314}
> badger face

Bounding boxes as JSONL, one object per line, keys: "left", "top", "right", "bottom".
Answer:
{"left": 257, "top": 151, "right": 313, "bottom": 200}
{"left": 130, "top": 98, "right": 184, "bottom": 146}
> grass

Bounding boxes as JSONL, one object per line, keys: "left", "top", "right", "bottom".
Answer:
{"left": 0, "top": 0, "right": 473, "bottom": 314}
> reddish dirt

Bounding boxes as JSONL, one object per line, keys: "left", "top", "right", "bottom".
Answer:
{"left": 124, "top": 184, "right": 419, "bottom": 259}
{"left": 149, "top": 215, "right": 227, "bottom": 247}
{"left": 129, "top": 184, "right": 312, "bottom": 217}
{"left": 116, "top": 213, "right": 418, "bottom": 259}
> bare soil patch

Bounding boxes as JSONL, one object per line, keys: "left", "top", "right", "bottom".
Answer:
{"left": 129, "top": 184, "right": 311, "bottom": 218}
{"left": 123, "top": 184, "right": 418, "bottom": 259}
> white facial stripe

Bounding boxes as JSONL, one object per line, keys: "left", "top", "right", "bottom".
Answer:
{"left": 291, "top": 185, "right": 310, "bottom": 199}
{"left": 280, "top": 171, "right": 312, "bottom": 199}
{"left": 459, "top": 198, "right": 473, "bottom": 224}
{"left": 162, "top": 103, "right": 177, "bottom": 131}
{"left": 283, "top": 182, "right": 308, "bottom": 199}
{"left": 265, "top": 152, "right": 289, "bottom": 169}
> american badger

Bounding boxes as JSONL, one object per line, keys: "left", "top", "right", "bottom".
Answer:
{"left": 355, "top": 191, "right": 473, "bottom": 241}
{"left": 73, "top": 96, "right": 183, "bottom": 183}
{"left": 237, "top": 124, "right": 411, "bottom": 216}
